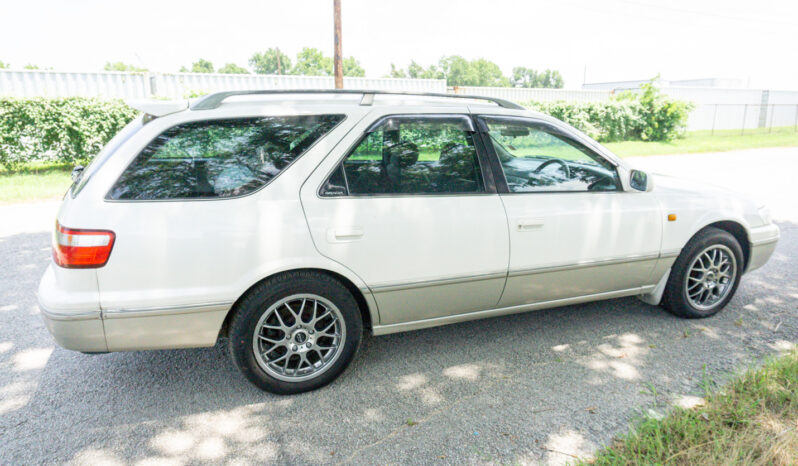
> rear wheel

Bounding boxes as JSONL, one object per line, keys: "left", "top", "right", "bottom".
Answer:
{"left": 662, "top": 227, "right": 744, "bottom": 318}
{"left": 229, "top": 271, "right": 362, "bottom": 394}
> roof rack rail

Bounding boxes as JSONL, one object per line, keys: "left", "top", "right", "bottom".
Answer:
{"left": 189, "top": 89, "right": 525, "bottom": 111}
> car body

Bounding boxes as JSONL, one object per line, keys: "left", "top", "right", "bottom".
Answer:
{"left": 38, "top": 90, "right": 780, "bottom": 393}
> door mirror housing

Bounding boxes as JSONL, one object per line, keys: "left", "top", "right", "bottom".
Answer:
{"left": 630, "top": 169, "right": 652, "bottom": 192}
{"left": 71, "top": 165, "right": 85, "bottom": 183}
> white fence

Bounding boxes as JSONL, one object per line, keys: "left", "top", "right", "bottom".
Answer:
{"left": 453, "top": 86, "right": 611, "bottom": 103}
{"left": 2, "top": 70, "right": 797, "bottom": 132}
{"left": 0, "top": 70, "right": 446, "bottom": 99}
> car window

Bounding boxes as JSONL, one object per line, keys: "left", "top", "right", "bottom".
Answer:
{"left": 108, "top": 115, "right": 344, "bottom": 200}
{"left": 483, "top": 117, "right": 620, "bottom": 193}
{"left": 320, "top": 116, "right": 485, "bottom": 196}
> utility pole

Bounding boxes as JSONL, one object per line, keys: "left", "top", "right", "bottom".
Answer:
{"left": 276, "top": 47, "right": 282, "bottom": 75}
{"left": 333, "top": 0, "right": 343, "bottom": 89}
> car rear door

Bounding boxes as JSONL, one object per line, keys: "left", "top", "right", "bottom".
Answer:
{"left": 477, "top": 115, "right": 663, "bottom": 307}
{"left": 300, "top": 108, "right": 510, "bottom": 328}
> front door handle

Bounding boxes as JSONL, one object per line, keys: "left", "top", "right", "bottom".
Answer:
{"left": 517, "top": 218, "right": 544, "bottom": 231}
{"left": 327, "top": 228, "right": 364, "bottom": 243}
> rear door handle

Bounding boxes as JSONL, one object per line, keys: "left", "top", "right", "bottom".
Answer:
{"left": 517, "top": 218, "right": 544, "bottom": 231}
{"left": 327, "top": 228, "right": 364, "bottom": 243}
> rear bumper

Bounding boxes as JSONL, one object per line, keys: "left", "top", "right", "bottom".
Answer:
{"left": 38, "top": 301, "right": 232, "bottom": 353}
{"left": 40, "top": 306, "right": 108, "bottom": 352}
{"left": 38, "top": 263, "right": 232, "bottom": 352}
{"left": 747, "top": 223, "right": 780, "bottom": 273}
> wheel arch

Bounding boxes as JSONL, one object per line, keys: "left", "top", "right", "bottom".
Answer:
{"left": 698, "top": 220, "right": 750, "bottom": 271}
{"left": 218, "top": 268, "right": 376, "bottom": 340}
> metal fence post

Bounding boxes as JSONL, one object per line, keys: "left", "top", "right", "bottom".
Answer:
{"left": 711, "top": 104, "right": 718, "bottom": 136}
{"left": 741, "top": 104, "right": 747, "bottom": 135}
{"left": 769, "top": 104, "right": 775, "bottom": 133}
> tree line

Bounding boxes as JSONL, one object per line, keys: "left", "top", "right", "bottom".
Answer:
{"left": 389, "top": 58, "right": 563, "bottom": 88}
{"left": 1, "top": 50, "right": 565, "bottom": 88}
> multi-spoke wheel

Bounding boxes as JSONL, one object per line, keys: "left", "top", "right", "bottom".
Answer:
{"left": 253, "top": 295, "right": 345, "bottom": 382}
{"left": 663, "top": 227, "right": 744, "bottom": 318}
{"left": 684, "top": 245, "right": 737, "bottom": 311}
{"left": 229, "top": 271, "right": 362, "bottom": 394}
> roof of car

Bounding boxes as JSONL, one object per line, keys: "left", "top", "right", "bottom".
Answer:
{"left": 126, "top": 90, "right": 536, "bottom": 119}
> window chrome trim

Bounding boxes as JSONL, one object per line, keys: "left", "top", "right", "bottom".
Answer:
{"left": 364, "top": 114, "right": 475, "bottom": 133}
{"left": 105, "top": 114, "right": 347, "bottom": 203}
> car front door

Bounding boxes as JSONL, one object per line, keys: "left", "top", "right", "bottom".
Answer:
{"left": 300, "top": 110, "right": 509, "bottom": 328}
{"left": 477, "top": 115, "right": 663, "bottom": 307}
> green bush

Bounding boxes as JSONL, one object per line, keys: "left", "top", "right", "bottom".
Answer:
{"left": 0, "top": 89, "right": 691, "bottom": 170}
{"left": 0, "top": 97, "right": 138, "bottom": 169}
{"left": 525, "top": 85, "right": 692, "bottom": 142}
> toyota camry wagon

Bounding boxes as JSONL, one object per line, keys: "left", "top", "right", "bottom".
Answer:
{"left": 39, "top": 90, "right": 780, "bottom": 394}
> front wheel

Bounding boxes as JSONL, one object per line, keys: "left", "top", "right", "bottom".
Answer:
{"left": 662, "top": 227, "right": 744, "bottom": 318}
{"left": 229, "top": 271, "right": 362, "bottom": 394}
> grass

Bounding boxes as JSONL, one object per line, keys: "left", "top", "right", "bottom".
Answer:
{"left": 605, "top": 126, "right": 798, "bottom": 157}
{"left": 0, "top": 162, "right": 72, "bottom": 203}
{"left": 583, "top": 350, "right": 798, "bottom": 465}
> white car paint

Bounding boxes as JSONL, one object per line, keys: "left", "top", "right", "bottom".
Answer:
{"left": 37, "top": 92, "right": 780, "bottom": 354}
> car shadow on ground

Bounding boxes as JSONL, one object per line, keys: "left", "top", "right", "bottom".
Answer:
{"left": 1, "top": 223, "right": 796, "bottom": 464}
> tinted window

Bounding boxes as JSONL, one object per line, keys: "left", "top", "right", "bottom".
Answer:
{"left": 321, "top": 116, "right": 484, "bottom": 196}
{"left": 109, "top": 115, "right": 344, "bottom": 200}
{"left": 484, "top": 117, "right": 620, "bottom": 193}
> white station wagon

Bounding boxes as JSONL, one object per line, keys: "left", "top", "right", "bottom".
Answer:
{"left": 39, "top": 90, "right": 779, "bottom": 394}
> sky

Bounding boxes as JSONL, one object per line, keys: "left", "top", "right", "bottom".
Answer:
{"left": 1, "top": 0, "right": 796, "bottom": 89}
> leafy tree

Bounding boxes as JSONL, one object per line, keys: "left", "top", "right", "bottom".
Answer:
{"left": 249, "top": 48, "right": 292, "bottom": 74}
{"left": 391, "top": 56, "right": 511, "bottom": 86}
{"left": 218, "top": 63, "right": 249, "bottom": 74}
{"left": 438, "top": 55, "right": 473, "bottom": 86}
{"left": 407, "top": 61, "right": 432, "bottom": 79}
{"left": 291, "top": 47, "right": 333, "bottom": 76}
{"left": 104, "top": 62, "right": 148, "bottom": 72}
{"left": 289, "top": 47, "right": 364, "bottom": 77}
{"left": 511, "top": 67, "right": 564, "bottom": 88}
{"left": 469, "top": 58, "right": 509, "bottom": 87}
{"left": 511, "top": 67, "right": 538, "bottom": 87}
{"left": 0, "top": 61, "right": 8, "bottom": 69}
{"left": 180, "top": 59, "right": 214, "bottom": 73}
{"left": 388, "top": 63, "right": 406, "bottom": 78}
{"left": 24, "top": 64, "right": 39, "bottom": 70}
{"left": 342, "top": 57, "right": 365, "bottom": 77}
{"left": 538, "top": 69, "right": 564, "bottom": 88}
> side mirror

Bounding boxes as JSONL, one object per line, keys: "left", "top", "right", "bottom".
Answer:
{"left": 71, "top": 165, "right": 85, "bottom": 183}
{"left": 630, "top": 169, "right": 651, "bottom": 192}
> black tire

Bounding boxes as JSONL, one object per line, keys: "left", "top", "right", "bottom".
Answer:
{"left": 662, "top": 227, "right": 744, "bottom": 318}
{"left": 229, "top": 271, "right": 362, "bottom": 394}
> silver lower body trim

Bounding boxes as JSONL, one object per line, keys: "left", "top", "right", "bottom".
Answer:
{"left": 370, "top": 270, "right": 507, "bottom": 293}
{"left": 102, "top": 301, "right": 233, "bottom": 319}
{"left": 372, "top": 285, "right": 655, "bottom": 336}
{"left": 508, "top": 253, "right": 660, "bottom": 278}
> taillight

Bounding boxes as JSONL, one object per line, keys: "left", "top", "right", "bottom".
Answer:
{"left": 52, "top": 221, "right": 116, "bottom": 268}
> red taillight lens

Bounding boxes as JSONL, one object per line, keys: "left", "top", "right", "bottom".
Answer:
{"left": 52, "top": 221, "right": 115, "bottom": 268}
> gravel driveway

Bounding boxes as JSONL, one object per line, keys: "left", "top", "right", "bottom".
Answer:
{"left": 1, "top": 147, "right": 795, "bottom": 465}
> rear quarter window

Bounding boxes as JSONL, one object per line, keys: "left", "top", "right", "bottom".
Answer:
{"left": 108, "top": 114, "right": 344, "bottom": 200}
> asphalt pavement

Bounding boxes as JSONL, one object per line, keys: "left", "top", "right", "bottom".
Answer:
{"left": 0, "top": 147, "right": 795, "bottom": 465}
